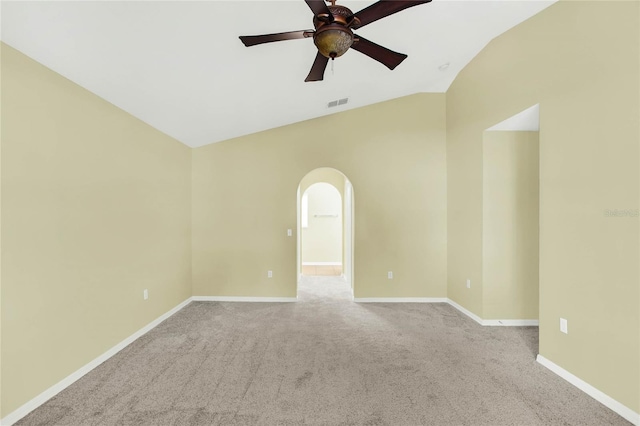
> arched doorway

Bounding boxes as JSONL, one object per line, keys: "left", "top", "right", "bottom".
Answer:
{"left": 296, "top": 168, "right": 354, "bottom": 299}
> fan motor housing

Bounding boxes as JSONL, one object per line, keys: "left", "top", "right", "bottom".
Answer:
{"left": 313, "top": 5, "right": 353, "bottom": 27}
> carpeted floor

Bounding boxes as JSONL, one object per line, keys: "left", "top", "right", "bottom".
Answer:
{"left": 17, "top": 276, "right": 630, "bottom": 425}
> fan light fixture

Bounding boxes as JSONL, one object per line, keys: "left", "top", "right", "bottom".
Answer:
{"left": 314, "top": 25, "right": 353, "bottom": 59}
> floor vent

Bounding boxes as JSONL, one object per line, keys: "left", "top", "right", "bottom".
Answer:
{"left": 327, "top": 98, "right": 349, "bottom": 108}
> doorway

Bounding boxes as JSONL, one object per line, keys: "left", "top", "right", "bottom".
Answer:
{"left": 296, "top": 168, "right": 354, "bottom": 299}
{"left": 483, "top": 104, "right": 540, "bottom": 324}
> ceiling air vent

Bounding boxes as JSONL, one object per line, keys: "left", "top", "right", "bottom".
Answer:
{"left": 327, "top": 98, "right": 349, "bottom": 108}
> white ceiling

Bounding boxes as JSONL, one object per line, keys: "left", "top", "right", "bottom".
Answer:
{"left": 1, "top": 0, "right": 555, "bottom": 148}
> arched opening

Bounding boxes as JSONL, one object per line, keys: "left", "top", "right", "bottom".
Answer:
{"left": 296, "top": 168, "right": 354, "bottom": 300}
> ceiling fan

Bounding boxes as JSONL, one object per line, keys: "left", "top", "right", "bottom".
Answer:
{"left": 239, "top": 0, "right": 432, "bottom": 82}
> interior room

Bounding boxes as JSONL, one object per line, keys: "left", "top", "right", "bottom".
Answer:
{"left": 1, "top": 0, "right": 638, "bottom": 425}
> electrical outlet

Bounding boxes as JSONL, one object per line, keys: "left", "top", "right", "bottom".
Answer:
{"left": 560, "top": 318, "right": 568, "bottom": 334}
{"left": 287, "top": 229, "right": 292, "bottom": 237}
{"left": 143, "top": 289, "right": 149, "bottom": 300}
{"left": 388, "top": 271, "right": 393, "bottom": 279}
{"left": 466, "top": 279, "right": 471, "bottom": 289}
{"left": 268, "top": 270, "right": 273, "bottom": 278}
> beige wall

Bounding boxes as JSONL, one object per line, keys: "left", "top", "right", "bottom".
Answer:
{"left": 192, "top": 93, "right": 448, "bottom": 299}
{"left": 447, "top": 1, "right": 639, "bottom": 412}
{"left": 302, "top": 183, "right": 342, "bottom": 264}
{"left": 0, "top": 44, "right": 192, "bottom": 417}
{"left": 483, "top": 131, "right": 539, "bottom": 320}
{"left": 343, "top": 178, "right": 354, "bottom": 287}
{"left": 299, "top": 167, "right": 345, "bottom": 201}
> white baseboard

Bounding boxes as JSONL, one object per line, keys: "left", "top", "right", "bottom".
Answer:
{"left": 446, "top": 299, "right": 538, "bottom": 326}
{"left": 302, "top": 262, "right": 342, "bottom": 266}
{"left": 192, "top": 296, "right": 297, "bottom": 302}
{"left": 446, "top": 298, "right": 484, "bottom": 325}
{"left": 0, "top": 297, "right": 193, "bottom": 426}
{"left": 536, "top": 355, "right": 639, "bottom": 425}
{"left": 355, "top": 297, "right": 448, "bottom": 303}
{"left": 482, "top": 319, "right": 539, "bottom": 326}
{"left": 353, "top": 297, "right": 538, "bottom": 327}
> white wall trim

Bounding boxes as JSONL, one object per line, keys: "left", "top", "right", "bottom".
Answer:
{"left": 536, "top": 355, "right": 640, "bottom": 426}
{"left": 482, "top": 319, "right": 539, "bottom": 326}
{"left": 446, "top": 299, "right": 539, "bottom": 326}
{"left": 354, "top": 297, "right": 448, "bottom": 303}
{"left": 192, "top": 296, "right": 297, "bottom": 302}
{"left": 446, "top": 298, "right": 484, "bottom": 325}
{"left": 0, "top": 297, "right": 193, "bottom": 426}
{"left": 302, "top": 262, "right": 342, "bottom": 266}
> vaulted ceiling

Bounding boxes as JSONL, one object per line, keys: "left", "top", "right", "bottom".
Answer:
{"left": 1, "top": 1, "right": 555, "bottom": 147}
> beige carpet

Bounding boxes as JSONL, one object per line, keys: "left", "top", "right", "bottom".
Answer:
{"left": 17, "top": 276, "right": 630, "bottom": 425}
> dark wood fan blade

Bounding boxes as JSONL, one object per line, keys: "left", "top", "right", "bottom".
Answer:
{"left": 305, "top": 52, "right": 329, "bottom": 82}
{"left": 239, "top": 30, "right": 313, "bottom": 47}
{"left": 305, "top": 0, "right": 333, "bottom": 18}
{"left": 352, "top": 0, "right": 431, "bottom": 29}
{"left": 351, "top": 36, "right": 407, "bottom": 70}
